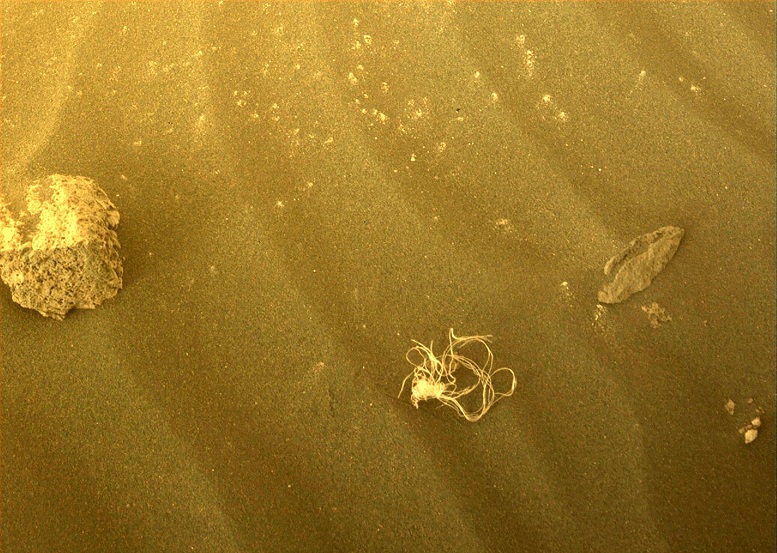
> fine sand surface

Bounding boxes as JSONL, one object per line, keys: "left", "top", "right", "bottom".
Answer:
{"left": 1, "top": 3, "right": 775, "bottom": 552}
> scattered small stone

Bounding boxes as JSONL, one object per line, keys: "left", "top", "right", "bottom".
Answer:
{"left": 727, "top": 397, "right": 764, "bottom": 444}
{"left": 642, "top": 302, "right": 672, "bottom": 328}
{"left": 559, "top": 281, "right": 573, "bottom": 303}
{"left": 737, "top": 411, "right": 764, "bottom": 444}
{"left": 493, "top": 217, "right": 515, "bottom": 235}
{"left": 724, "top": 399, "right": 736, "bottom": 416}
{"left": 744, "top": 429, "right": 758, "bottom": 444}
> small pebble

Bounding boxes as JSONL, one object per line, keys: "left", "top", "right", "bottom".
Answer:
{"left": 744, "top": 429, "right": 758, "bottom": 444}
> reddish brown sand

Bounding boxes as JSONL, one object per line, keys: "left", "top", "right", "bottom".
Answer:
{"left": 1, "top": 3, "right": 775, "bottom": 552}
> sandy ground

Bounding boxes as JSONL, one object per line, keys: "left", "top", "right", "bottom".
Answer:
{"left": 1, "top": 3, "right": 775, "bottom": 552}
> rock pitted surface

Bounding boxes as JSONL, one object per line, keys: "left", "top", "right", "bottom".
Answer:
{"left": 0, "top": 174, "right": 122, "bottom": 319}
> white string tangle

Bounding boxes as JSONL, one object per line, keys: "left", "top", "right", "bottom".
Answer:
{"left": 398, "top": 329, "right": 517, "bottom": 422}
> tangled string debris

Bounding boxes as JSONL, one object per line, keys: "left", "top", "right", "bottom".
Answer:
{"left": 398, "top": 329, "right": 516, "bottom": 422}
